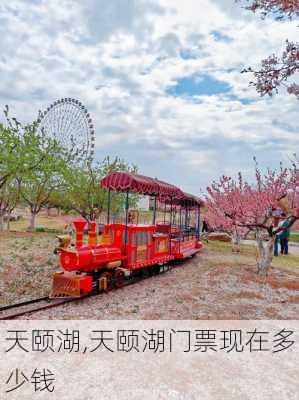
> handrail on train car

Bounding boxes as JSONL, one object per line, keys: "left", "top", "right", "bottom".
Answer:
{"left": 100, "top": 171, "right": 204, "bottom": 243}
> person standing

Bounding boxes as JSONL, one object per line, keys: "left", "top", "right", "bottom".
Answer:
{"left": 274, "top": 233, "right": 280, "bottom": 257}
{"left": 274, "top": 214, "right": 290, "bottom": 254}
{"left": 272, "top": 208, "right": 282, "bottom": 257}
{"left": 202, "top": 219, "right": 209, "bottom": 233}
{"left": 279, "top": 218, "right": 290, "bottom": 255}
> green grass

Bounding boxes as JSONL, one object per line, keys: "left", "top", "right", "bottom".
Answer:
{"left": 35, "top": 226, "right": 62, "bottom": 233}
{"left": 272, "top": 253, "right": 299, "bottom": 271}
{"left": 205, "top": 239, "right": 299, "bottom": 273}
{"left": 9, "top": 214, "right": 66, "bottom": 232}
{"left": 205, "top": 240, "right": 256, "bottom": 256}
{"left": 290, "top": 232, "right": 299, "bottom": 243}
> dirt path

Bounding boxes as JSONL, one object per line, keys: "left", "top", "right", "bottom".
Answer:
{"left": 23, "top": 245, "right": 299, "bottom": 320}
{"left": 1, "top": 234, "right": 298, "bottom": 320}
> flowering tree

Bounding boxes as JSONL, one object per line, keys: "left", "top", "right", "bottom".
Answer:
{"left": 240, "top": 1, "right": 299, "bottom": 98}
{"left": 205, "top": 174, "right": 248, "bottom": 252}
{"left": 206, "top": 162, "right": 299, "bottom": 275}
{"left": 244, "top": 0, "right": 299, "bottom": 18}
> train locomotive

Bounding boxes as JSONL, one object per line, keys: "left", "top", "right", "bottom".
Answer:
{"left": 51, "top": 171, "right": 204, "bottom": 298}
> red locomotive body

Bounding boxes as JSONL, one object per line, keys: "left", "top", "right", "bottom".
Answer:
{"left": 59, "top": 245, "right": 123, "bottom": 272}
{"left": 51, "top": 172, "right": 204, "bottom": 298}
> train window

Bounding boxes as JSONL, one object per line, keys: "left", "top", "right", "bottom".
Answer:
{"left": 142, "top": 231, "right": 147, "bottom": 245}
{"left": 155, "top": 239, "right": 159, "bottom": 253}
{"left": 131, "top": 232, "right": 136, "bottom": 246}
{"left": 137, "top": 231, "right": 148, "bottom": 246}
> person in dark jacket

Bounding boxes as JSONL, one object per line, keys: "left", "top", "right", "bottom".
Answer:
{"left": 202, "top": 220, "right": 209, "bottom": 233}
{"left": 279, "top": 218, "right": 290, "bottom": 255}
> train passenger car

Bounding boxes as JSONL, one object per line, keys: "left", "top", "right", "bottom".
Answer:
{"left": 51, "top": 172, "right": 204, "bottom": 298}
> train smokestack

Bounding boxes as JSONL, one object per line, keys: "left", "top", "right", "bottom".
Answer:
{"left": 73, "top": 219, "right": 87, "bottom": 248}
{"left": 88, "top": 221, "right": 97, "bottom": 247}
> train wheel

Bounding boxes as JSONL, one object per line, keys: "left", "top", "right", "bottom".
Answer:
{"left": 152, "top": 265, "right": 160, "bottom": 275}
{"left": 114, "top": 268, "right": 125, "bottom": 288}
{"left": 99, "top": 271, "right": 113, "bottom": 292}
{"left": 143, "top": 267, "right": 153, "bottom": 277}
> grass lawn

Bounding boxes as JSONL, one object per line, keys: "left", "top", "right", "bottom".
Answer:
{"left": 290, "top": 232, "right": 299, "bottom": 243}
{"left": 9, "top": 214, "right": 69, "bottom": 232}
{"left": 206, "top": 239, "right": 299, "bottom": 274}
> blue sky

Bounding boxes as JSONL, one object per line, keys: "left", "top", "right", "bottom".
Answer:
{"left": 0, "top": 0, "right": 298, "bottom": 196}
{"left": 167, "top": 75, "right": 231, "bottom": 97}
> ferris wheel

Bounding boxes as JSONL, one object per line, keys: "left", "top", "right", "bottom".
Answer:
{"left": 37, "top": 98, "right": 95, "bottom": 164}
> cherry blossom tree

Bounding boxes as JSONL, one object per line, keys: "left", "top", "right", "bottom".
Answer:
{"left": 205, "top": 173, "right": 248, "bottom": 252}
{"left": 240, "top": 1, "right": 299, "bottom": 98}
{"left": 206, "top": 161, "right": 299, "bottom": 275}
{"left": 244, "top": 0, "right": 299, "bottom": 18}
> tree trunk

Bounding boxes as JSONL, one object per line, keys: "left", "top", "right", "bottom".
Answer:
{"left": 232, "top": 231, "right": 241, "bottom": 253}
{"left": 256, "top": 232, "right": 275, "bottom": 276}
{"left": 0, "top": 212, "right": 4, "bottom": 232}
{"left": 28, "top": 212, "right": 37, "bottom": 231}
{"left": 6, "top": 211, "right": 11, "bottom": 231}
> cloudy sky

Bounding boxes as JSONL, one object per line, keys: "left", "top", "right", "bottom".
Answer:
{"left": 0, "top": 0, "right": 298, "bottom": 195}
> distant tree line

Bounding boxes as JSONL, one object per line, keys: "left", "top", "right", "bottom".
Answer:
{"left": 0, "top": 107, "right": 137, "bottom": 231}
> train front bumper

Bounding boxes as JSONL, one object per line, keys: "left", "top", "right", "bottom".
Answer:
{"left": 50, "top": 272, "right": 93, "bottom": 298}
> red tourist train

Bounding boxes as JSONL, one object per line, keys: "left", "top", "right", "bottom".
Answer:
{"left": 51, "top": 171, "right": 204, "bottom": 297}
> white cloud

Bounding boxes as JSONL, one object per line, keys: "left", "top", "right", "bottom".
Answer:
{"left": 0, "top": 0, "right": 298, "bottom": 193}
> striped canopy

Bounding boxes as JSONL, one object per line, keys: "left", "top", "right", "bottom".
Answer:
{"left": 100, "top": 171, "right": 184, "bottom": 199}
{"left": 100, "top": 171, "right": 204, "bottom": 207}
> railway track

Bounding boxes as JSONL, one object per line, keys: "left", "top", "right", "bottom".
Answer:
{"left": 0, "top": 295, "right": 93, "bottom": 320}
{"left": 0, "top": 264, "right": 172, "bottom": 320}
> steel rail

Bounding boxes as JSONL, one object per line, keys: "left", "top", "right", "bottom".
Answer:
{"left": 0, "top": 263, "right": 173, "bottom": 320}
{"left": 0, "top": 295, "right": 93, "bottom": 320}
{"left": 0, "top": 296, "right": 50, "bottom": 312}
